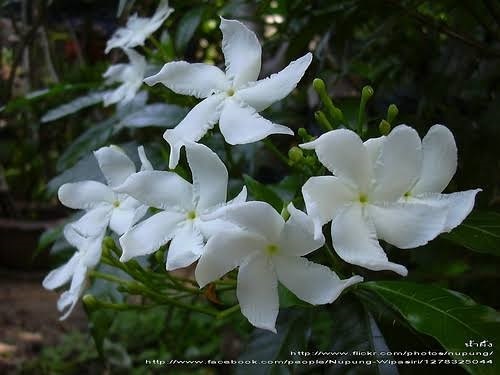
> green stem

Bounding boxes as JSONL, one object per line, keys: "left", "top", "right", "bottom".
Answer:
{"left": 217, "top": 304, "right": 240, "bottom": 320}
{"left": 88, "top": 270, "right": 129, "bottom": 286}
{"left": 263, "top": 139, "right": 289, "bottom": 165}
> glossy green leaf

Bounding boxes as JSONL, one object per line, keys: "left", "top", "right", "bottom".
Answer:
{"left": 243, "top": 175, "right": 283, "bottom": 212}
{"left": 41, "top": 91, "right": 108, "bottom": 123}
{"left": 363, "top": 281, "right": 500, "bottom": 375}
{"left": 175, "top": 7, "right": 205, "bottom": 52}
{"left": 442, "top": 211, "right": 500, "bottom": 256}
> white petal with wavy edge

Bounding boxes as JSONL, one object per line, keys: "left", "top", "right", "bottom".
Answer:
{"left": 43, "top": 253, "right": 80, "bottom": 290}
{"left": 274, "top": 256, "right": 363, "bottom": 304}
{"left": 371, "top": 125, "right": 422, "bottom": 201}
{"left": 195, "top": 230, "right": 265, "bottom": 288}
{"left": 109, "top": 207, "right": 138, "bottom": 235}
{"left": 278, "top": 203, "right": 325, "bottom": 256}
{"left": 58, "top": 181, "right": 114, "bottom": 209}
{"left": 94, "top": 146, "right": 136, "bottom": 188}
{"left": 412, "top": 125, "right": 457, "bottom": 194}
{"left": 237, "top": 253, "right": 279, "bottom": 333}
{"left": 185, "top": 142, "right": 228, "bottom": 211}
{"left": 331, "top": 204, "right": 408, "bottom": 276}
{"left": 369, "top": 201, "right": 446, "bottom": 249}
{"left": 219, "top": 98, "right": 293, "bottom": 145}
{"left": 115, "top": 170, "right": 193, "bottom": 211}
{"left": 144, "top": 62, "right": 229, "bottom": 98}
{"left": 220, "top": 18, "right": 261, "bottom": 88}
{"left": 301, "top": 129, "right": 372, "bottom": 192}
{"left": 119, "top": 211, "right": 184, "bottom": 262}
{"left": 164, "top": 93, "right": 225, "bottom": 168}
{"left": 57, "top": 263, "right": 87, "bottom": 320}
{"left": 237, "top": 53, "right": 312, "bottom": 111}
{"left": 165, "top": 221, "right": 204, "bottom": 271}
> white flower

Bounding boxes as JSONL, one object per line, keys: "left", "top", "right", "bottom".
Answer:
{"left": 301, "top": 125, "right": 452, "bottom": 276}
{"left": 116, "top": 142, "right": 247, "bottom": 270}
{"left": 144, "top": 17, "right": 312, "bottom": 168}
{"left": 105, "top": 0, "right": 174, "bottom": 53}
{"left": 58, "top": 145, "right": 152, "bottom": 237}
{"left": 102, "top": 49, "right": 146, "bottom": 107}
{"left": 401, "top": 125, "right": 481, "bottom": 232}
{"left": 43, "top": 224, "right": 105, "bottom": 320}
{"left": 195, "top": 201, "right": 363, "bottom": 332}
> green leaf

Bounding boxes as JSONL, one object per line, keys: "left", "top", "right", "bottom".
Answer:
{"left": 243, "top": 175, "right": 283, "bottom": 212}
{"left": 363, "top": 281, "right": 500, "bottom": 375}
{"left": 278, "top": 283, "right": 310, "bottom": 308}
{"left": 175, "top": 7, "right": 205, "bottom": 52}
{"left": 86, "top": 308, "right": 115, "bottom": 357}
{"left": 236, "top": 309, "right": 311, "bottom": 375}
{"left": 441, "top": 211, "right": 500, "bottom": 256}
{"left": 41, "top": 91, "right": 107, "bottom": 122}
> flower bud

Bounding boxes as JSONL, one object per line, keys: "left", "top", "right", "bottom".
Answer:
{"left": 379, "top": 119, "right": 391, "bottom": 135}
{"left": 313, "top": 78, "right": 327, "bottom": 94}
{"left": 314, "top": 110, "right": 333, "bottom": 131}
{"left": 288, "top": 146, "right": 304, "bottom": 163}
{"left": 361, "top": 86, "right": 374, "bottom": 101}
{"left": 387, "top": 104, "right": 399, "bottom": 124}
{"left": 280, "top": 205, "right": 290, "bottom": 221}
{"left": 82, "top": 294, "right": 99, "bottom": 310}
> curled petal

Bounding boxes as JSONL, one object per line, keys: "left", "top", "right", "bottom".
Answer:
{"left": 58, "top": 181, "right": 114, "bottom": 210}
{"left": 70, "top": 205, "right": 112, "bottom": 237}
{"left": 237, "top": 254, "right": 279, "bottom": 333}
{"left": 163, "top": 94, "right": 225, "bottom": 168}
{"left": 331, "top": 204, "right": 408, "bottom": 276}
{"left": 109, "top": 207, "right": 138, "bottom": 235}
{"left": 301, "top": 129, "right": 372, "bottom": 192}
{"left": 119, "top": 211, "right": 184, "bottom": 262}
{"left": 57, "top": 264, "right": 87, "bottom": 320}
{"left": 43, "top": 253, "right": 80, "bottom": 290}
{"left": 195, "top": 230, "right": 264, "bottom": 288}
{"left": 369, "top": 201, "right": 447, "bottom": 249}
{"left": 94, "top": 146, "right": 136, "bottom": 188}
{"left": 237, "top": 53, "right": 312, "bottom": 111}
{"left": 412, "top": 124, "right": 457, "bottom": 194}
{"left": 144, "top": 61, "right": 229, "bottom": 98}
{"left": 138, "top": 145, "right": 153, "bottom": 171}
{"left": 116, "top": 170, "right": 193, "bottom": 211}
{"left": 371, "top": 125, "right": 422, "bottom": 201}
{"left": 219, "top": 98, "right": 293, "bottom": 145}
{"left": 274, "top": 256, "right": 363, "bottom": 304}
{"left": 220, "top": 18, "right": 262, "bottom": 88}
{"left": 165, "top": 221, "right": 204, "bottom": 271}
{"left": 185, "top": 142, "right": 228, "bottom": 211}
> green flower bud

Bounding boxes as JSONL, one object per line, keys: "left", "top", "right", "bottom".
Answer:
{"left": 313, "top": 78, "right": 327, "bottom": 93}
{"left": 288, "top": 146, "right": 304, "bottom": 163}
{"left": 305, "top": 155, "right": 316, "bottom": 166}
{"left": 280, "top": 205, "right": 290, "bottom": 221}
{"left": 314, "top": 110, "right": 333, "bottom": 132}
{"left": 82, "top": 294, "right": 99, "bottom": 310}
{"left": 379, "top": 119, "right": 391, "bottom": 135}
{"left": 387, "top": 104, "right": 399, "bottom": 124}
{"left": 361, "top": 85, "right": 374, "bottom": 101}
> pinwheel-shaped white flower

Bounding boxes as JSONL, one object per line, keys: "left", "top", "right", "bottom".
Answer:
{"left": 43, "top": 225, "right": 105, "bottom": 320}
{"left": 103, "top": 49, "right": 147, "bottom": 107}
{"left": 301, "top": 125, "right": 451, "bottom": 276}
{"left": 144, "top": 17, "right": 312, "bottom": 168}
{"left": 116, "top": 142, "right": 247, "bottom": 270}
{"left": 195, "top": 201, "right": 363, "bottom": 332}
{"left": 401, "top": 125, "right": 481, "bottom": 232}
{"left": 105, "top": 0, "right": 174, "bottom": 53}
{"left": 58, "top": 146, "right": 152, "bottom": 237}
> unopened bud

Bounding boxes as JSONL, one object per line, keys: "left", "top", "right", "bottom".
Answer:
{"left": 280, "top": 205, "right": 290, "bottom": 221}
{"left": 305, "top": 155, "right": 316, "bottom": 166}
{"left": 82, "top": 294, "right": 99, "bottom": 310}
{"left": 379, "top": 120, "right": 391, "bottom": 135}
{"left": 288, "top": 146, "right": 304, "bottom": 163}
{"left": 314, "top": 110, "right": 333, "bottom": 132}
{"left": 387, "top": 104, "right": 399, "bottom": 124}
{"left": 313, "top": 78, "right": 327, "bottom": 93}
{"left": 361, "top": 86, "right": 374, "bottom": 101}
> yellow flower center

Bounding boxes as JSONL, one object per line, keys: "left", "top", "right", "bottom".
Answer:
{"left": 113, "top": 200, "right": 120, "bottom": 208}
{"left": 226, "top": 88, "right": 235, "bottom": 97}
{"left": 186, "top": 211, "right": 197, "bottom": 220}
{"left": 404, "top": 191, "right": 412, "bottom": 199}
{"left": 265, "top": 243, "right": 279, "bottom": 255}
{"left": 358, "top": 193, "right": 368, "bottom": 204}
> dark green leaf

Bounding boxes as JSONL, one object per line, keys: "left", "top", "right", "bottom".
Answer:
{"left": 243, "top": 175, "right": 283, "bottom": 212}
{"left": 41, "top": 91, "right": 107, "bottom": 123}
{"left": 441, "top": 211, "right": 500, "bottom": 256}
{"left": 175, "top": 7, "right": 205, "bottom": 52}
{"left": 363, "top": 281, "right": 500, "bottom": 375}
{"left": 278, "top": 283, "right": 311, "bottom": 308}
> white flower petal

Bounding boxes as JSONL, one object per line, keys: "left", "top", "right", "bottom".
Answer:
{"left": 412, "top": 124, "right": 457, "bottom": 194}
{"left": 163, "top": 94, "right": 225, "bottom": 169}
{"left": 371, "top": 125, "right": 422, "bottom": 201}
{"left": 119, "top": 211, "right": 184, "bottom": 262}
{"left": 185, "top": 142, "right": 228, "bottom": 211}
{"left": 109, "top": 207, "right": 137, "bottom": 235}
{"left": 80, "top": 231, "right": 106, "bottom": 268}
{"left": 369, "top": 201, "right": 447, "bottom": 249}
{"left": 274, "top": 256, "right": 363, "bottom": 304}
{"left": 94, "top": 146, "right": 136, "bottom": 188}
{"left": 220, "top": 18, "right": 261, "bottom": 88}
{"left": 144, "top": 61, "right": 229, "bottom": 98}
{"left": 195, "top": 230, "right": 264, "bottom": 287}
{"left": 237, "top": 253, "right": 279, "bottom": 333}
{"left": 138, "top": 145, "right": 154, "bottom": 171}
{"left": 215, "top": 201, "right": 284, "bottom": 243}
{"left": 219, "top": 98, "right": 293, "bottom": 145}
{"left": 63, "top": 224, "right": 84, "bottom": 248}
{"left": 70, "top": 205, "right": 112, "bottom": 237}
{"left": 413, "top": 190, "right": 481, "bottom": 232}
{"left": 331, "top": 204, "right": 408, "bottom": 276}
{"left": 300, "top": 129, "right": 372, "bottom": 192}
{"left": 58, "top": 264, "right": 87, "bottom": 320}
{"left": 195, "top": 218, "right": 240, "bottom": 239}
{"left": 116, "top": 170, "right": 193, "bottom": 211}
{"left": 237, "top": 53, "right": 312, "bottom": 111}
{"left": 42, "top": 253, "right": 80, "bottom": 290}
{"left": 58, "top": 181, "right": 114, "bottom": 209}
{"left": 302, "top": 176, "right": 357, "bottom": 238}
{"left": 278, "top": 203, "right": 325, "bottom": 256}
{"left": 363, "top": 135, "right": 385, "bottom": 168}
{"left": 165, "top": 221, "right": 204, "bottom": 271}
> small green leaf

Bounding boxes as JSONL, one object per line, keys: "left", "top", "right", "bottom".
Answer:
{"left": 175, "top": 7, "right": 205, "bottom": 52}
{"left": 41, "top": 91, "right": 107, "bottom": 123}
{"left": 243, "top": 175, "right": 283, "bottom": 211}
{"left": 442, "top": 211, "right": 500, "bottom": 256}
{"left": 363, "top": 281, "right": 500, "bottom": 375}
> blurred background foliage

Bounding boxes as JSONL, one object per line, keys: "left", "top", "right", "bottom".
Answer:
{"left": 0, "top": 0, "right": 499, "bottom": 374}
